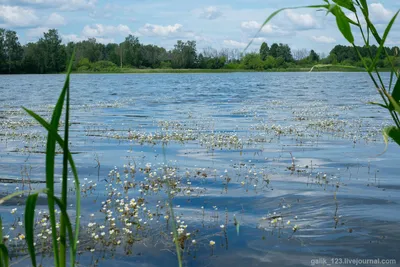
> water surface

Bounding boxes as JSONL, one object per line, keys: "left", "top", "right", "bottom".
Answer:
{"left": 0, "top": 72, "right": 399, "bottom": 266}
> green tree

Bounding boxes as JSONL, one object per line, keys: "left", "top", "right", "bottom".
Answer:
{"left": 276, "top": 44, "right": 293, "bottom": 62}
{"left": 36, "top": 29, "right": 66, "bottom": 73}
{"left": 4, "top": 30, "right": 23, "bottom": 73}
{"left": 75, "top": 38, "right": 104, "bottom": 64}
{"left": 241, "top": 53, "right": 264, "bottom": 70}
{"left": 259, "top": 42, "right": 270, "bottom": 60}
{"left": 264, "top": 56, "right": 276, "bottom": 69}
{"left": 105, "top": 43, "right": 120, "bottom": 66}
{"left": 0, "top": 28, "right": 5, "bottom": 72}
{"left": 122, "top": 35, "right": 141, "bottom": 67}
{"left": 171, "top": 40, "right": 197, "bottom": 68}
{"left": 309, "top": 49, "right": 320, "bottom": 62}
{"left": 269, "top": 43, "right": 279, "bottom": 58}
{"left": 22, "top": 43, "right": 38, "bottom": 73}
{"left": 140, "top": 44, "right": 167, "bottom": 68}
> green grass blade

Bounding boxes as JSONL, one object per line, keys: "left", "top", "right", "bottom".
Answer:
{"left": 245, "top": 4, "right": 329, "bottom": 51}
{"left": 369, "top": 10, "right": 399, "bottom": 72}
{"left": 368, "top": 102, "right": 389, "bottom": 110}
{"left": 233, "top": 215, "right": 240, "bottom": 236}
{"left": 25, "top": 193, "right": 38, "bottom": 267}
{"left": 389, "top": 70, "right": 395, "bottom": 93}
{"left": 0, "top": 217, "right": 3, "bottom": 241}
{"left": 0, "top": 244, "right": 9, "bottom": 267}
{"left": 387, "top": 94, "right": 400, "bottom": 114}
{"left": 330, "top": 5, "right": 355, "bottom": 43}
{"left": 44, "top": 79, "right": 68, "bottom": 267}
{"left": 27, "top": 50, "right": 75, "bottom": 267}
{"left": 22, "top": 107, "right": 81, "bottom": 253}
{"left": 0, "top": 217, "right": 6, "bottom": 267}
{"left": 333, "top": 0, "right": 356, "bottom": 12}
{"left": 52, "top": 196, "right": 76, "bottom": 267}
{"left": 357, "top": 0, "right": 382, "bottom": 44}
{"left": 0, "top": 189, "right": 47, "bottom": 205}
{"left": 392, "top": 77, "right": 400, "bottom": 103}
{"left": 359, "top": 0, "right": 369, "bottom": 15}
{"left": 60, "top": 50, "right": 73, "bottom": 267}
{"left": 365, "top": 18, "right": 382, "bottom": 44}
{"left": 383, "top": 126, "right": 400, "bottom": 151}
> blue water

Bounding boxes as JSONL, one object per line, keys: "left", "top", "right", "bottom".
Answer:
{"left": 0, "top": 72, "right": 399, "bottom": 266}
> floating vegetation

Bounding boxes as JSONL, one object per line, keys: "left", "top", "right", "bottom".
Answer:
{"left": 0, "top": 71, "right": 398, "bottom": 266}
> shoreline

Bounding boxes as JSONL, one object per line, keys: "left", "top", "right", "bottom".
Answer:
{"left": 73, "top": 66, "right": 367, "bottom": 74}
{"left": 2, "top": 66, "right": 392, "bottom": 75}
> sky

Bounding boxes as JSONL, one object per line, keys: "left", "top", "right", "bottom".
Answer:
{"left": 0, "top": 0, "right": 399, "bottom": 54}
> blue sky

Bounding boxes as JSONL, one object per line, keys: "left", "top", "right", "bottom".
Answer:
{"left": 0, "top": 0, "right": 399, "bottom": 54}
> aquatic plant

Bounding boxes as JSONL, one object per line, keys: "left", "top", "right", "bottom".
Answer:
{"left": 249, "top": 0, "right": 400, "bottom": 148}
{"left": 0, "top": 54, "right": 80, "bottom": 267}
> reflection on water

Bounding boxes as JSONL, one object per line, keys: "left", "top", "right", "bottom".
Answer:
{"left": 0, "top": 72, "right": 399, "bottom": 266}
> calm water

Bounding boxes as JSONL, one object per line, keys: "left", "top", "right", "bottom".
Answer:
{"left": 0, "top": 72, "right": 399, "bottom": 266}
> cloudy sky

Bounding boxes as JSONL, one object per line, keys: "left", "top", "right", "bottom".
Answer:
{"left": 0, "top": 0, "right": 399, "bottom": 54}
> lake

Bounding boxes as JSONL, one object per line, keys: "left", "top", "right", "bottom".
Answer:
{"left": 0, "top": 72, "right": 399, "bottom": 266}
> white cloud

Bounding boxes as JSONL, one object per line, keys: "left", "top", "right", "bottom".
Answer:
{"left": 370, "top": 3, "right": 393, "bottom": 23}
{"left": 82, "top": 24, "right": 133, "bottom": 37}
{"left": 223, "top": 39, "right": 247, "bottom": 48}
{"left": 284, "top": 10, "right": 317, "bottom": 29}
{"left": 61, "top": 34, "right": 114, "bottom": 44}
{"left": 199, "top": 6, "right": 223, "bottom": 20}
{"left": 0, "top": 5, "right": 39, "bottom": 27}
{"left": 60, "top": 24, "right": 130, "bottom": 44}
{"left": 241, "top": 20, "right": 289, "bottom": 36}
{"left": 26, "top": 27, "right": 49, "bottom": 39}
{"left": 252, "top": 37, "right": 267, "bottom": 44}
{"left": 61, "top": 34, "right": 85, "bottom": 43}
{"left": 386, "top": 38, "right": 400, "bottom": 46}
{"left": 46, "top": 13, "right": 66, "bottom": 27}
{"left": 311, "top": 35, "right": 336, "bottom": 44}
{"left": 241, "top": 20, "right": 261, "bottom": 30}
{"left": 0, "top": 0, "right": 97, "bottom": 11}
{"left": 138, "top": 23, "right": 184, "bottom": 37}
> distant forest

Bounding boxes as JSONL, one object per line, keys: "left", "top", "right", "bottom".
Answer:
{"left": 0, "top": 28, "right": 399, "bottom": 74}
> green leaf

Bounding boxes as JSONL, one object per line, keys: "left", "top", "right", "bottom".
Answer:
{"left": 359, "top": 0, "right": 369, "bottom": 15}
{"left": 333, "top": 0, "right": 356, "bottom": 12}
{"left": 0, "top": 244, "right": 9, "bottom": 267}
{"left": 387, "top": 94, "right": 400, "bottom": 114}
{"left": 0, "top": 189, "right": 46, "bottom": 205}
{"left": 330, "top": 5, "right": 355, "bottom": 43}
{"left": 245, "top": 4, "right": 330, "bottom": 51}
{"left": 0, "top": 217, "right": 8, "bottom": 267}
{"left": 368, "top": 101, "right": 389, "bottom": 109}
{"left": 383, "top": 126, "right": 400, "bottom": 148}
{"left": 0, "top": 217, "right": 3, "bottom": 241}
{"left": 369, "top": 10, "right": 399, "bottom": 72}
{"left": 22, "top": 108, "right": 81, "bottom": 256}
{"left": 60, "top": 49, "right": 73, "bottom": 267}
{"left": 25, "top": 193, "right": 38, "bottom": 267}
{"left": 392, "top": 77, "right": 400, "bottom": 103}
{"left": 365, "top": 18, "right": 382, "bottom": 44}
{"left": 22, "top": 51, "right": 77, "bottom": 267}
{"left": 51, "top": 196, "right": 76, "bottom": 267}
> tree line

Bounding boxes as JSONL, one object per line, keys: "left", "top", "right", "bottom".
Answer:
{"left": 0, "top": 28, "right": 399, "bottom": 74}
